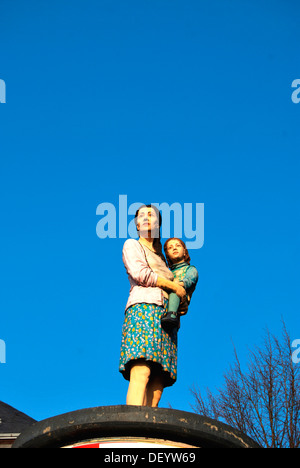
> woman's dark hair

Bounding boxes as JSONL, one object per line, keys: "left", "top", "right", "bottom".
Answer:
{"left": 134, "top": 204, "right": 165, "bottom": 261}
{"left": 134, "top": 204, "right": 162, "bottom": 227}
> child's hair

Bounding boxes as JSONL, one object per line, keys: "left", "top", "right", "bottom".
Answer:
{"left": 163, "top": 238, "right": 191, "bottom": 267}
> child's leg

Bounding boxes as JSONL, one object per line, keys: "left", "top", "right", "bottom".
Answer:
{"left": 161, "top": 293, "right": 180, "bottom": 331}
{"left": 167, "top": 292, "right": 180, "bottom": 314}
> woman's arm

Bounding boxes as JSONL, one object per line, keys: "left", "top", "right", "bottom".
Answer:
{"left": 122, "top": 239, "right": 158, "bottom": 287}
{"left": 156, "top": 276, "right": 186, "bottom": 300}
{"left": 122, "top": 239, "right": 186, "bottom": 299}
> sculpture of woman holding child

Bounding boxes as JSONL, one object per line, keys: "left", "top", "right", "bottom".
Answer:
{"left": 119, "top": 204, "right": 198, "bottom": 407}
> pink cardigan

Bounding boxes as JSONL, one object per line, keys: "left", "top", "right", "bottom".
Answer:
{"left": 122, "top": 239, "right": 167, "bottom": 311}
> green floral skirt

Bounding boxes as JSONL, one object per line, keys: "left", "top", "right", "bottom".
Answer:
{"left": 119, "top": 300, "right": 178, "bottom": 387}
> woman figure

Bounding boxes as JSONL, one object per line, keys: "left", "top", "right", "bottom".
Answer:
{"left": 119, "top": 205, "right": 186, "bottom": 407}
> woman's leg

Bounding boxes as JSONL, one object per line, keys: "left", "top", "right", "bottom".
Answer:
{"left": 146, "top": 375, "right": 164, "bottom": 407}
{"left": 126, "top": 360, "right": 151, "bottom": 406}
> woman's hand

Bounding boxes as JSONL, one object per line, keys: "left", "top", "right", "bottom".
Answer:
{"left": 178, "top": 296, "right": 189, "bottom": 315}
{"left": 174, "top": 279, "right": 185, "bottom": 287}
{"left": 156, "top": 276, "right": 186, "bottom": 300}
{"left": 174, "top": 283, "right": 186, "bottom": 300}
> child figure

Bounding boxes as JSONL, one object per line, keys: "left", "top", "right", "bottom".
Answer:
{"left": 161, "top": 238, "right": 198, "bottom": 331}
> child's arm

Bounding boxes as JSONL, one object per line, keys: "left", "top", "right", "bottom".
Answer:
{"left": 177, "top": 267, "right": 198, "bottom": 316}
{"left": 181, "top": 266, "right": 198, "bottom": 291}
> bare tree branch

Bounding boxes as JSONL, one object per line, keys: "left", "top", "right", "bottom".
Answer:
{"left": 190, "top": 321, "right": 300, "bottom": 448}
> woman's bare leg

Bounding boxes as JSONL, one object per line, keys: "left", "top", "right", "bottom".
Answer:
{"left": 126, "top": 360, "right": 151, "bottom": 406}
{"left": 146, "top": 376, "right": 164, "bottom": 407}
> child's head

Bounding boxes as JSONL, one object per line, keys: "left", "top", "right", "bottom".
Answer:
{"left": 164, "top": 238, "right": 190, "bottom": 267}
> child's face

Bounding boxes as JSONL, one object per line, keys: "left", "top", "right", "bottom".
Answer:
{"left": 166, "top": 239, "right": 185, "bottom": 264}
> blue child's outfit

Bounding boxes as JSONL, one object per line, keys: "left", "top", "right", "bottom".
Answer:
{"left": 161, "top": 261, "right": 198, "bottom": 331}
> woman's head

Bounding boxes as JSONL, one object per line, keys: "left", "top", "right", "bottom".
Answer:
{"left": 135, "top": 204, "right": 165, "bottom": 260}
{"left": 164, "top": 238, "right": 190, "bottom": 267}
{"left": 134, "top": 204, "right": 162, "bottom": 238}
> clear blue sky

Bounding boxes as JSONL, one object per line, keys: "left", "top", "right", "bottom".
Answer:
{"left": 1, "top": 0, "right": 299, "bottom": 421}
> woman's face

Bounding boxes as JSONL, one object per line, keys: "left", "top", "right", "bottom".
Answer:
{"left": 136, "top": 207, "right": 159, "bottom": 237}
{"left": 166, "top": 239, "right": 185, "bottom": 264}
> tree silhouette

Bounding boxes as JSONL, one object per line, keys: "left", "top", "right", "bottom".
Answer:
{"left": 190, "top": 322, "right": 300, "bottom": 448}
